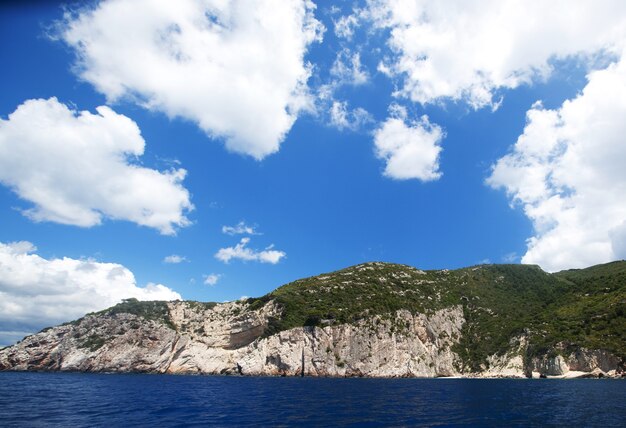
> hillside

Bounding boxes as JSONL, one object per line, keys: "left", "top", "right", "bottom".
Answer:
{"left": 249, "top": 261, "right": 626, "bottom": 372}
{"left": 1, "top": 261, "right": 625, "bottom": 377}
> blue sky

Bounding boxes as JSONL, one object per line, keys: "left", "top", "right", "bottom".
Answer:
{"left": 1, "top": 1, "right": 626, "bottom": 345}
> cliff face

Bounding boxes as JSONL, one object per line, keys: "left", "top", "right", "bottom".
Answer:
{"left": 0, "top": 300, "right": 621, "bottom": 378}
{"left": 1, "top": 261, "right": 625, "bottom": 378}
{"left": 0, "top": 302, "right": 465, "bottom": 377}
{"left": 237, "top": 306, "right": 464, "bottom": 377}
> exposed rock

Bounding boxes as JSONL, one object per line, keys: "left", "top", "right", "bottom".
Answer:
{"left": 532, "top": 354, "right": 571, "bottom": 376}
{"left": 236, "top": 306, "right": 464, "bottom": 377}
{"left": 527, "top": 347, "right": 623, "bottom": 378}
{"left": 167, "top": 300, "right": 280, "bottom": 350}
{"left": 474, "top": 336, "right": 527, "bottom": 378}
{"left": 0, "top": 313, "right": 178, "bottom": 373}
{"left": 2, "top": 299, "right": 619, "bottom": 378}
{"left": 566, "top": 348, "right": 621, "bottom": 373}
{"left": 1, "top": 260, "right": 624, "bottom": 378}
{"left": 0, "top": 303, "right": 467, "bottom": 377}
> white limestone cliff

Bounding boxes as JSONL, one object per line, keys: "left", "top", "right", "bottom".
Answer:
{"left": 0, "top": 300, "right": 621, "bottom": 378}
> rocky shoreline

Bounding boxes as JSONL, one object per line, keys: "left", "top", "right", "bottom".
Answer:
{"left": 1, "top": 300, "right": 623, "bottom": 379}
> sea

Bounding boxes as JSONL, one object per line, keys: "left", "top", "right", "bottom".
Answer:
{"left": 1, "top": 373, "right": 625, "bottom": 427}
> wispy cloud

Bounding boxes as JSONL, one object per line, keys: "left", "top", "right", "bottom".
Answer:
{"left": 163, "top": 254, "right": 188, "bottom": 264}
{"left": 502, "top": 253, "right": 518, "bottom": 263}
{"left": 203, "top": 273, "right": 221, "bottom": 286}
{"left": 330, "top": 49, "right": 369, "bottom": 86}
{"left": 215, "top": 237, "right": 286, "bottom": 264}
{"left": 222, "top": 221, "right": 260, "bottom": 236}
{"left": 329, "top": 100, "right": 372, "bottom": 131}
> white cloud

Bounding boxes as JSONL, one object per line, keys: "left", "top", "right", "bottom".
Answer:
{"left": 0, "top": 241, "right": 181, "bottom": 345}
{"left": 59, "top": 0, "right": 323, "bottom": 159}
{"left": 329, "top": 100, "right": 372, "bottom": 131}
{"left": 316, "top": 42, "right": 372, "bottom": 132}
{"left": 373, "top": 106, "right": 443, "bottom": 181}
{"left": 222, "top": 221, "right": 260, "bottom": 236}
{"left": 334, "top": 13, "right": 359, "bottom": 40}
{"left": 368, "top": 0, "right": 626, "bottom": 108}
{"left": 203, "top": 273, "right": 221, "bottom": 286}
{"left": 330, "top": 49, "right": 369, "bottom": 86}
{"left": 163, "top": 254, "right": 187, "bottom": 264}
{"left": 488, "top": 53, "right": 626, "bottom": 271}
{"left": 215, "top": 237, "right": 286, "bottom": 264}
{"left": 0, "top": 98, "right": 193, "bottom": 235}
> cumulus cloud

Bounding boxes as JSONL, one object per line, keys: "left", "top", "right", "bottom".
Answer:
{"left": 373, "top": 106, "right": 443, "bottom": 181}
{"left": 222, "top": 221, "right": 260, "bottom": 236}
{"left": 488, "top": 54, "right": 626, "bottom": 271}
{"left": 163, "top": 254, "right": 187, "bottom": 264}
{"left": 0, "top": 98, "right": 192, "bottom": 235}
{"left": 203, "top": 273, "right": 221, "bottom": 286}
{"left": 59, "top": 0, "right": 323, "bottom": 159}
{"left": 0, "top": 241, "right": 181, "bottom": 346}
{"left": 215, "top": 237, "right": 286, "bottom": 264}
{"left": 368, "top": 0, "right": 626, "bottom": 108}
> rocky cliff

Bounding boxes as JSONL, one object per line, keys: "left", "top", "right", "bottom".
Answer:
{"left": 0, "top": 302, "right": 465, "bottom": 377}
{"left": 1, "top": 261, "right": 625, "bottom": 378}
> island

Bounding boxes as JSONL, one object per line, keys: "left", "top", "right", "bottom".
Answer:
{"left": 1, "top": 261, "right": 624, "bottom": 378}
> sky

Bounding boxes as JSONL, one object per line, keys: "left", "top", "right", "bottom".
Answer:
{"left": 1, "top": 0, "right": 626, "bottom": 345}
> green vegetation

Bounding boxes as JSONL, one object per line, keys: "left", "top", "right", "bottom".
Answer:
{"left": 544, "top": 261, "right": 626, "bottom": 358}
{"left": 78, "top": 334, "right": 107, "bottom": 351}
{"left": 185, "top": 301, "right": 218, "bottom": 311}
{"left": 88, "top": 298, "right": 176, "bottom": 330}
{"left": 266, "top": 262, "right": 458, "bottom": 330}
{"left": 250, "top": 261, "right": 626, "bottom": 371}
{"left": 450, "top": 264, "right": 562, "bottom": 371}
{"left": 84, "top": 261, "right": 626, "bottom": 371}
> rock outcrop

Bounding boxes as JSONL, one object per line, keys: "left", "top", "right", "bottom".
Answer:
{"left": 0, "top": 302, "right": 467, "bottom": 377}
{"left": 1, "top": 261, "right": 624, "bottom": 378}
{"left": 236, "top": 306, "right": 464, "bottom": 377}
{"left": 526, "top": 347, "right": 623, "bottom": 378}
{"left": 0, "top": 300, "right": 621, "bottom": 378}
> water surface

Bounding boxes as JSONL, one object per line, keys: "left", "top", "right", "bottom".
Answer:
{"left": 0, "top": 373, "right": 624, "bottom": 426}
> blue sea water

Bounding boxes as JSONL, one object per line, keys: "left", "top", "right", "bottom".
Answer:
{"left": 0, "top": 373, "right": 625, "bottom": 427}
